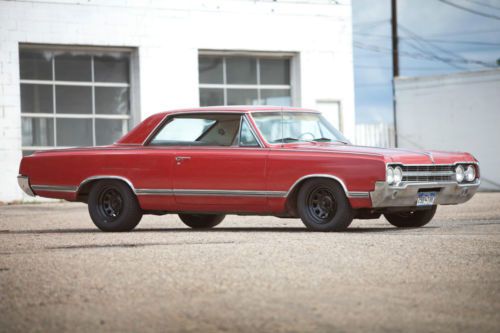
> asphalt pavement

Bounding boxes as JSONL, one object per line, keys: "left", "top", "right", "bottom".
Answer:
{"left": 1, "top": 193, "right": 499, "bottom": 332}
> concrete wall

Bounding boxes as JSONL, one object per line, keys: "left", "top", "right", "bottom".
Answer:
{"left": 395, "top": 69, "right": 500, "bottom": 191}
{"left": 0, "top": 0, "right": 355, "bottom": 202}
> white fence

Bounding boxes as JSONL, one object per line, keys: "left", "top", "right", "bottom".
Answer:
{"left": 354, "top": 123, "right": 395, "bottom": 148}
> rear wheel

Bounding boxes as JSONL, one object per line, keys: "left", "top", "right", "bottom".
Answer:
{"left": 384, "top": 206, "right": 437, "bottom": 228}
{"left": 297, "top": 179, "right": 353, "bottom": 231}
{"left": 178, "top": 214, "right": 225, "bottom": 229}
{"left": 88, "top": 180, "right": 142, "bottom": 232}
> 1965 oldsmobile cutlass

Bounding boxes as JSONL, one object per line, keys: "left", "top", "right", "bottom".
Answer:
{"left": 18, "top": 106, "right": 480, "bottom": 232}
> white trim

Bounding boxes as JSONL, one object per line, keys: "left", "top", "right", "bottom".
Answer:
{"left": 21, "top": 113, "right": 130, "bottom": 120}
{"left": 20, "top": 79, "right": 130, "bottom": 87}
{"left": 199, "top": 50, "right": 297, "bottom": 58}
{"left": 20, "top": 46, "right": 133, "bottom": 152}
{"left": 200, "top": 84, "right": 291, "bottom": 90}
{"left": 22, "top": 146, "right": 72, "bottom": 150}
{"left": 198, "top": 53, "right": 295, "bottom": 107}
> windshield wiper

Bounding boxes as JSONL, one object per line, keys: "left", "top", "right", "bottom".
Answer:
{"left": 312, "top": 137, "right": 332, "bottom": 142}
{"left": 273, "top": 137, "right": 300, "bottom": 143}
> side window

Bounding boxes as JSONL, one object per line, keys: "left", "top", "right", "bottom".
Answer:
{"left": 153, "top": 118, "right": 215, "bottom": 142}
{"left": 149, "top": 114, "right": 240, "bottom": 146}
{"left": 239, "top": 118, "right": 260, "bottom": 147}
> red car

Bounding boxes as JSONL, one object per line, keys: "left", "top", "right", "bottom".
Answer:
{"left": 18, "top": 106, "right": 480, "bottom": 232}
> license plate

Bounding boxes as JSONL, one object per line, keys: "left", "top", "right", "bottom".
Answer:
{"left": 417, "top": 192, "right": 436, "bottom": 206}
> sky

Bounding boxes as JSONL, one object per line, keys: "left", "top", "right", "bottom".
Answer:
{"left": 351, "top": 0, "right": 500, "bottom": 124}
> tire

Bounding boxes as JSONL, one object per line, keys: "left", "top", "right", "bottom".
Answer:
{"left": 297, "top": 179, "right": 353, "bottom": 231}
{"left": 88, "top": 180, "right": 143, "bottom": 232}
{"left": 384, "top": 206, "right": 437, "bottom": 228}
{"left": 178, "top": 214, "right": 225, "bottom": 229}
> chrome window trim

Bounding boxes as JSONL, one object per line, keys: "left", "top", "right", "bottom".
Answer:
{"left": 242, "top": 114, "right": 265, "bottom": 148}
{"left": 142, "top": 112, "right": 266, "bottom": 148}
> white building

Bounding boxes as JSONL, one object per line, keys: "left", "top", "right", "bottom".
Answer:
{"left": 395, "top": 69, "right": 500, "bottom": 191}
{"left": 0, "top": 0, "right": 355, "bottom": 203}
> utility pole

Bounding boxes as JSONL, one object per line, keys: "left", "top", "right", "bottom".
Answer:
{"left": 391, "top": 0, "right": 399, "bottom": 147}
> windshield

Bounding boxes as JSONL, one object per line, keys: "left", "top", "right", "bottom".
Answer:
{"left": 251, "top": 112, "right": 348, "bottom": 144}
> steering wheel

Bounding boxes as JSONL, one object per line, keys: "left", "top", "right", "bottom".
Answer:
{"left": 298, "top": 132, "right": 315, "bottom": 141}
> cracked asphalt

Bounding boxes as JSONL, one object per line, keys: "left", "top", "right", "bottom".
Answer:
{"left": 1, "top": 193, "right": 499, "bottom": 332}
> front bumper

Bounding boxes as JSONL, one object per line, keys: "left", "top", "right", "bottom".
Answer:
{"left": 17, "top": 175, "right": 35, "bottom": 197}
{"left": 370, "top": 179, "right": 480, "bottom": 208}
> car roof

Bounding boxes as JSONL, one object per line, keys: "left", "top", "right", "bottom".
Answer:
{"left": 116, "top": 106, "right": 318, "bottom": 145}
{"left": 157, "top": 105, "right": 317, "bottom": 116}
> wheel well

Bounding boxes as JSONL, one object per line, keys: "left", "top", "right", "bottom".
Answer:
{"left": 76, "top": 178, "right": 135, "bottom": 203}
{"left": 285, "top": 176, "right": 347, "bottom": 217}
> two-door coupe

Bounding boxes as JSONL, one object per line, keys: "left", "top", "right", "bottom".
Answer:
{"left": 18, "top": 106, "right": 480, "bottom": 231}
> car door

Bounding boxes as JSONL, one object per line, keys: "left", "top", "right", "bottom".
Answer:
{"left": 171, "top": 114, "right": 269, "bottom": 212}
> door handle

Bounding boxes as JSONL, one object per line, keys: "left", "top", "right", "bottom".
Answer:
{"left": 175, "top": 156, "right": 191, "bottom": 164}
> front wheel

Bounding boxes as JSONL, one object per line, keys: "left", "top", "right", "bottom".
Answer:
{"left": 297, "top": 179, "right": 353, "bottom": 231}
{"left": 384, "top": 206, "right": 437, "bottom": 228}
{"left": 88, "top": 180, "right": 143, "bottom": 232}
{"left": 178, "top": 214, "right": 225, "bottom": 229}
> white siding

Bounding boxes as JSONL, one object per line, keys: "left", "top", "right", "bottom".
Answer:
{"left": 0, "top": 0, "right": 355, "bottom": 202}
{"left": 395, "top": 69, "right": 500, "bottom": 191}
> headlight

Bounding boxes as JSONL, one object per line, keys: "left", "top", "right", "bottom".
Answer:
{"left": 465, "top": 165, "right": 476, "bottom": 182}
{"left": 386, "top": 166, "right": 394, "bottom": 185}
{"left": 393, "top": 166, "right": 403, "bottom": 185}
{"left": 455, "top": 165, "right": 465, "bottom": 183}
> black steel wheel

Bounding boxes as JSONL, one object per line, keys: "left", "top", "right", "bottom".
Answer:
{"left": 88, "top": 180, "right": 142, "bottom": 232}
{"left": 384, "top": 206, "right": 437, "bottom": 228}
{"left": 297, "top": 179, "right": 353, "bottom": 231}
{"left": 178, "top": 214, "right": 225, "bottom": 229}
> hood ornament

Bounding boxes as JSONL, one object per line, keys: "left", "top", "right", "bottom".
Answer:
{"left": 424, "top": 151, "right": 435, "bottom": 164}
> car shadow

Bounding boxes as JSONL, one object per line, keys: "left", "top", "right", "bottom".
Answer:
{"left": 1, "top": 226, "right": 438, "bottom": 235}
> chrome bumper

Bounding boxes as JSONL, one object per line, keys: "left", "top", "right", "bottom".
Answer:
{"left": 17, "top": 175, "right": 35, "bottom": 197}
{"left": 370, "top": 180, "right": 480, "bottom": 208}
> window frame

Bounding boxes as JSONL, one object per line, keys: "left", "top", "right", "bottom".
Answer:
{"left": 145, "top": 112, "right": 264, "bottom": 149}
{"left": 198, "top": 51, "right": 300, "bottom": 107}
{"left": 19, "top": 44, "right": 139, "bottom": 154}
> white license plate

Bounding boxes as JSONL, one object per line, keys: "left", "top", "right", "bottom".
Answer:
{"left": 417, "top": 192, "right": 436, "bottom": 206}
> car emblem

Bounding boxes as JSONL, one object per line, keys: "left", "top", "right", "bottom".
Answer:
{"left": 424, "top": 152, "right": 435, "bottom": 164}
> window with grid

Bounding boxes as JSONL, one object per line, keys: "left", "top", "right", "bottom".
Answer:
{"left": 198, "top": 54, "right": 292, "bottom": 107}
{"left": 19, "top": 46, "right": 132, "bottom": 156}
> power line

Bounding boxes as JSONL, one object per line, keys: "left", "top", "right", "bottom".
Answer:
{"left": 462, "top": 0, "right": 500, "bottom": 11}
{"left": 398, "top": 24, "right": 470, "bottom": 70}
{"left": 353, "top": 41, "right": 496, "bottom": 67}
{"left": 428, "top": 27, "right": 500, "bottom": 36}
{"left": 354, "top": 32, "right": 500, "bottom": 46}
{"left": 437, "top": 0, "right": 500, "bottom": 20}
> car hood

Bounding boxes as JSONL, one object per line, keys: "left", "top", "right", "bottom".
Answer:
{"left": 280, "top": 143, "right": 474, "bottom": 164}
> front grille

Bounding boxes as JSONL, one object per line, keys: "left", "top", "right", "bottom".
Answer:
{"left": 400, "top": 165, "right": 455, "bottom": 183}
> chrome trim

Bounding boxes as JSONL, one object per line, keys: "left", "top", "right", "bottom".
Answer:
{"left": 17, "top": 175, "right": 35, "bottom": 197}
{"left": 370, "top": 179, "right": 480, "bottom": 208}
{"left": 387, "top": 161, "right": 479, "bottom": 167}
{"left": 142, "top": 114, "right": 169, "bottom": 146}
{"left": 243, "top": 114, "right": 265, "bottom": 148}
{"left": 136, "top": 189, "right": 173, "bottom": 195}
{"left": 31, "top": 184, "right": 78, "bottom": 193}
{"left": 285, "top": 174, "right": 367, "bottom": 199}
{"left": 136, "top": 189, "right": 286, "bottom": 197}
{"left": 402, "top": 171, "right": 454, "bottom": 177}
{"left": 77, "top": 176, "right": 137, "bottom": 194}
{"left": 347, "top": 191, "right": 370, "bottom": 198}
